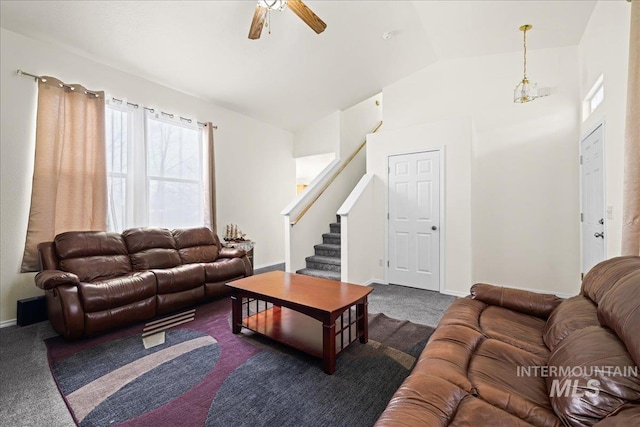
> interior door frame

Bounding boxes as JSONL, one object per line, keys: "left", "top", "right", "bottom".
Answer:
{"left": 385, "top": 147, "right": 446, "bottom": 292}
{"left": 579, "top": 118, "right": 607, "bottom": 277}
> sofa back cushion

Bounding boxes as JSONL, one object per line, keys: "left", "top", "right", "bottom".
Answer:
{"left": 123, "top": 227, "right": 181, "bottom": 270}
{"left": 597, "top": 269, "right": 640, "bottom": 368}
{"left": 542, "top": 295, "right": 599, "bottom": 351}
{"left": 55, "top": 231, "right": 132, "bottom": 282}
{"left": 580, "top": 256, "right": 640, "bottom": 304}
{"left": 172, "top": 227, "right": 219, "bottom": 264}
{"left": 546, "top": 325, "right": 640, "bottom": 427}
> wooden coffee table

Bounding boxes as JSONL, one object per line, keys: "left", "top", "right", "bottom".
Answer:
{"left": 226, "top": 271, "right": 372, "bottom": 374}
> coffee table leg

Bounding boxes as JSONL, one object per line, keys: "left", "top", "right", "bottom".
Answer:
{"left": 357, "top": 298, "right": 368, "bottom": 344}
{"left": 322, "top": 321, "right": 336, "bottom": 374}
{"left": 231, "top": 294, "right": 242, "bottom": 334}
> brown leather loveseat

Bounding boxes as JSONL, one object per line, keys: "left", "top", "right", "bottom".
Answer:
{"left": 35, "top": 227, "right": 252, "bottom": 339}
{"left": 376, "top": 256, "right": 640, "bottom": 426}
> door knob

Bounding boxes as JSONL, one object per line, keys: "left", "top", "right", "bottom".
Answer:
{"left": 432, "top": 226, "right": 437, "bottom": 231}
{"left": 594, "top": 232, "right": 604, "bottom": 239}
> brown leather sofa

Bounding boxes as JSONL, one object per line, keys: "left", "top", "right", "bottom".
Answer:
{"left": 35, "top": 227, "right": 252, "bottom": 339}
{"left": 376, "top": 256, "right": 640, "bottom": 426}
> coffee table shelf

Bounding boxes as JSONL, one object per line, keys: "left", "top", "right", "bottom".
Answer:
{"left": 242, "top": 305, "right": 359, "bottom": 359}
{"left": 226, "top": 271, "right": 372, "bottom": 374}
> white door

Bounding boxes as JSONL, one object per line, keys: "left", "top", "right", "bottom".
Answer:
{"left": 388, "top": 151, "right": 440, "bottom": 291}
{"left": 580, "top": 124, "right": 605, "bottom": 275}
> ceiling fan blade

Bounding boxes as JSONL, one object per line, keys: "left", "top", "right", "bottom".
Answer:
{"left": 248, "top": 6, "right": 267, "bottom": 40}
{"left": 286, "top": 0, "right": 327, "bottom": 34}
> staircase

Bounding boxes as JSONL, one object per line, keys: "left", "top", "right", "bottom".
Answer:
{"left": 296, "top": 216, "right": 341, "bottom": 281}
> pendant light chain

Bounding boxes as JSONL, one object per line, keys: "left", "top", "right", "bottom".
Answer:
{"left": 523, "top": 27, "right": 528, "bottom": 80}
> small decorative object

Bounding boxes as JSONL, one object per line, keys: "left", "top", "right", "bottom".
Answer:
{"left": 223, "top": 223, "right": 247, "bottom": 242}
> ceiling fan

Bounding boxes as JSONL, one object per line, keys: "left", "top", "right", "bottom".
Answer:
{"left": 248, "top": 0, "right": 327, "bottom": 40}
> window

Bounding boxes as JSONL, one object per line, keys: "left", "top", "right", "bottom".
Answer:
{"left": 583, "top": 75, "right": 604, "bottom": 121}
{"left": 106, "top": 102, "right": 204, "bottom": 232}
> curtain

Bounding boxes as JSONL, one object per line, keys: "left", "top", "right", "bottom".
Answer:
{"left": 622, "top": 0, "right": 640, "bottom": 256}
{"left": 203, "top": 122, "right": 217, "bottom": 234}
{"left": 21, "top": 77, "right": 106, "bottom": 272}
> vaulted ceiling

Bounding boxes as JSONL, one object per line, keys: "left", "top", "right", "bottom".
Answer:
{"left": 0, "top": 1, "right": 596, "bottom": 131}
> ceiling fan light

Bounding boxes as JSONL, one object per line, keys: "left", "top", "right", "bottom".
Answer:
{"left": 258, "top": 0, "right": 287, "bottom": 11}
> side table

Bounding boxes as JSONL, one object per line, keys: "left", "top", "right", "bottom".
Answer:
{"left": 224, "top": 240, "right": 254, "bottom": 269}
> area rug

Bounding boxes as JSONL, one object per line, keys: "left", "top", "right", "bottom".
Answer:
{"left": 46, "top": 299, "right": 434, "bottom": 427}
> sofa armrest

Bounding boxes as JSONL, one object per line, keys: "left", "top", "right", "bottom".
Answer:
{"left": 470, "top": 283, "right": 563, "bottom": 319}
{"left": 35, "top": 270, "right": 80, "bottom": 290}
{"left": 218, "top": 247, "right": 246, "bottom": 259}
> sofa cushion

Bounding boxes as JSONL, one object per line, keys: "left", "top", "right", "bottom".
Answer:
{"left": 203, "top": 258, "right": 248, "bottom": 283}
{"left": 55, "top": 231, "right": 129, "bottom": 259}
{"left": 543, "top": 295, "right": 599, "bottom": 351}
{"left": 581, "top": 256, "right": 640, "bottom": 304}
{"left": 84, "top": 297, "right": 156, "bottom": 336}
{"left": 375, "top": 374, "right": 469, "bottom": 426}
{"left": 546, "top": 325, "right": 640, "bottom": 427}
{"left": 479, "top": 305, "right": 549, "bottom": 356}
{"left": 471, "top": 283, "right": 563, "bottom": 319}
{"left": 469, "top": 339, "right": 560, "bottom": 427}
{"left": 597, "top": 270, "right": 640, "bottom": 367}
{"left": 172, "top": 227, "right": 219, "bottom": 264}
{"left": 411, "top": 323, "right": 483, "bottom": 394}
{"left": 78, "top": 271, "right": 156, "bottom": 312}
{"left": 375, "top": 375, "right": 537, "bottom": 427}
{"left": 153, "top": 264, "right": 205, "bottom": 294}
{"left": 55, "top": 231, "right": 132, "bottom": 282}
{"left": 123, "top": 227, "right": 181, "bottom": 270}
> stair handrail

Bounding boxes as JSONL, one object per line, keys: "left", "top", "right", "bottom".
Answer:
{"left": 290, "top": 121, "right": 383, "bottom": 226}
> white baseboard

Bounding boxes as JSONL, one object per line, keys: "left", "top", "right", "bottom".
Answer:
{"left": 440, "top": 289, "right": 468, "bottom": 298}
{"left": 0, "top": 319, "right": 17, "bottom": 328}
{"left": 363, "top": 278, "right": 385, "bottom": 286}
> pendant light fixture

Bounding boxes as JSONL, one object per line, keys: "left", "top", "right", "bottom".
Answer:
{"left": 514, "top": 24, "right": 538, "bottom": 103}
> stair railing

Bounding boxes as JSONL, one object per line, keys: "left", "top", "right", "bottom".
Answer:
{"left": 290, "top": 121, "right": 383, "bottom": 226}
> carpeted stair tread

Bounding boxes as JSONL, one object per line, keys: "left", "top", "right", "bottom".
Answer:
{"left": 322, "top": 233, "right": 341, "bottom": 244}
{"left": 296, "top": 268, "right": 341, "bottom": 281}
{"left": 329, "top": 223, "right": 341, "bottom": 233}
{"left": 314, "top": 243, "right": 341, "bottom": 257}
{"left": 305, "top": 255, "right": 341, "bottom": 272}
{"left": 306, "top": 255, "right": 341, "bottom": 265}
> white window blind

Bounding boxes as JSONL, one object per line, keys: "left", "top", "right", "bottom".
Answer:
{"left": 105, "top": 103, "right": 204, "bottom": 232}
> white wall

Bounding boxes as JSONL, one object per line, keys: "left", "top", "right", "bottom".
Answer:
{"left": 296, "top": 153, "right": 336, "bottom": 185}
{"left": 293, "top": 111, "right": 340, "bottom": 158}
{"left": 339, "top": 93, "right": 383, "bottom": 160}
{"left": 338, "top": 174, "right": 377, "bottom": 285}
{"left": 578, "top": 1, "right": 631, "bottom": 259}
{"left": 367, "top": 119, "right": 474, "bottom": 295}
{"left": 0, "top": 28, "right": 294, "bottom": 323}
{"left": 381, "top": 46, "right": 582, "bottom": 296}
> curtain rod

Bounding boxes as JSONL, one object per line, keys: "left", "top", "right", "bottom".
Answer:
{"left": 17, "top": 69, "right": 217, "bottom": 130}
{"left": 17, "top": 69, "right": 100, "bottom": 97}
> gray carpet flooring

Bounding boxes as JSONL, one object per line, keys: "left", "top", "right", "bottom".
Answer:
{"left": 0, "top": 281, "right": 455, "bottom": 426}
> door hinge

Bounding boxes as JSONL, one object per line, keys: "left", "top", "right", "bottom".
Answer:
{"left": 387, "top": 213, "right": 389, "bottom": 219}
{"left": 388, "top": 166, "right": 391, "bottom": 174}
{"left": 580, "top": 155, "right": 583, "bottom": 165}
{"left": 580, "top": 213, "right": 584, "bottom": 222}
{"left": 387, "top": 261, "right": 390, "bottom": 267}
